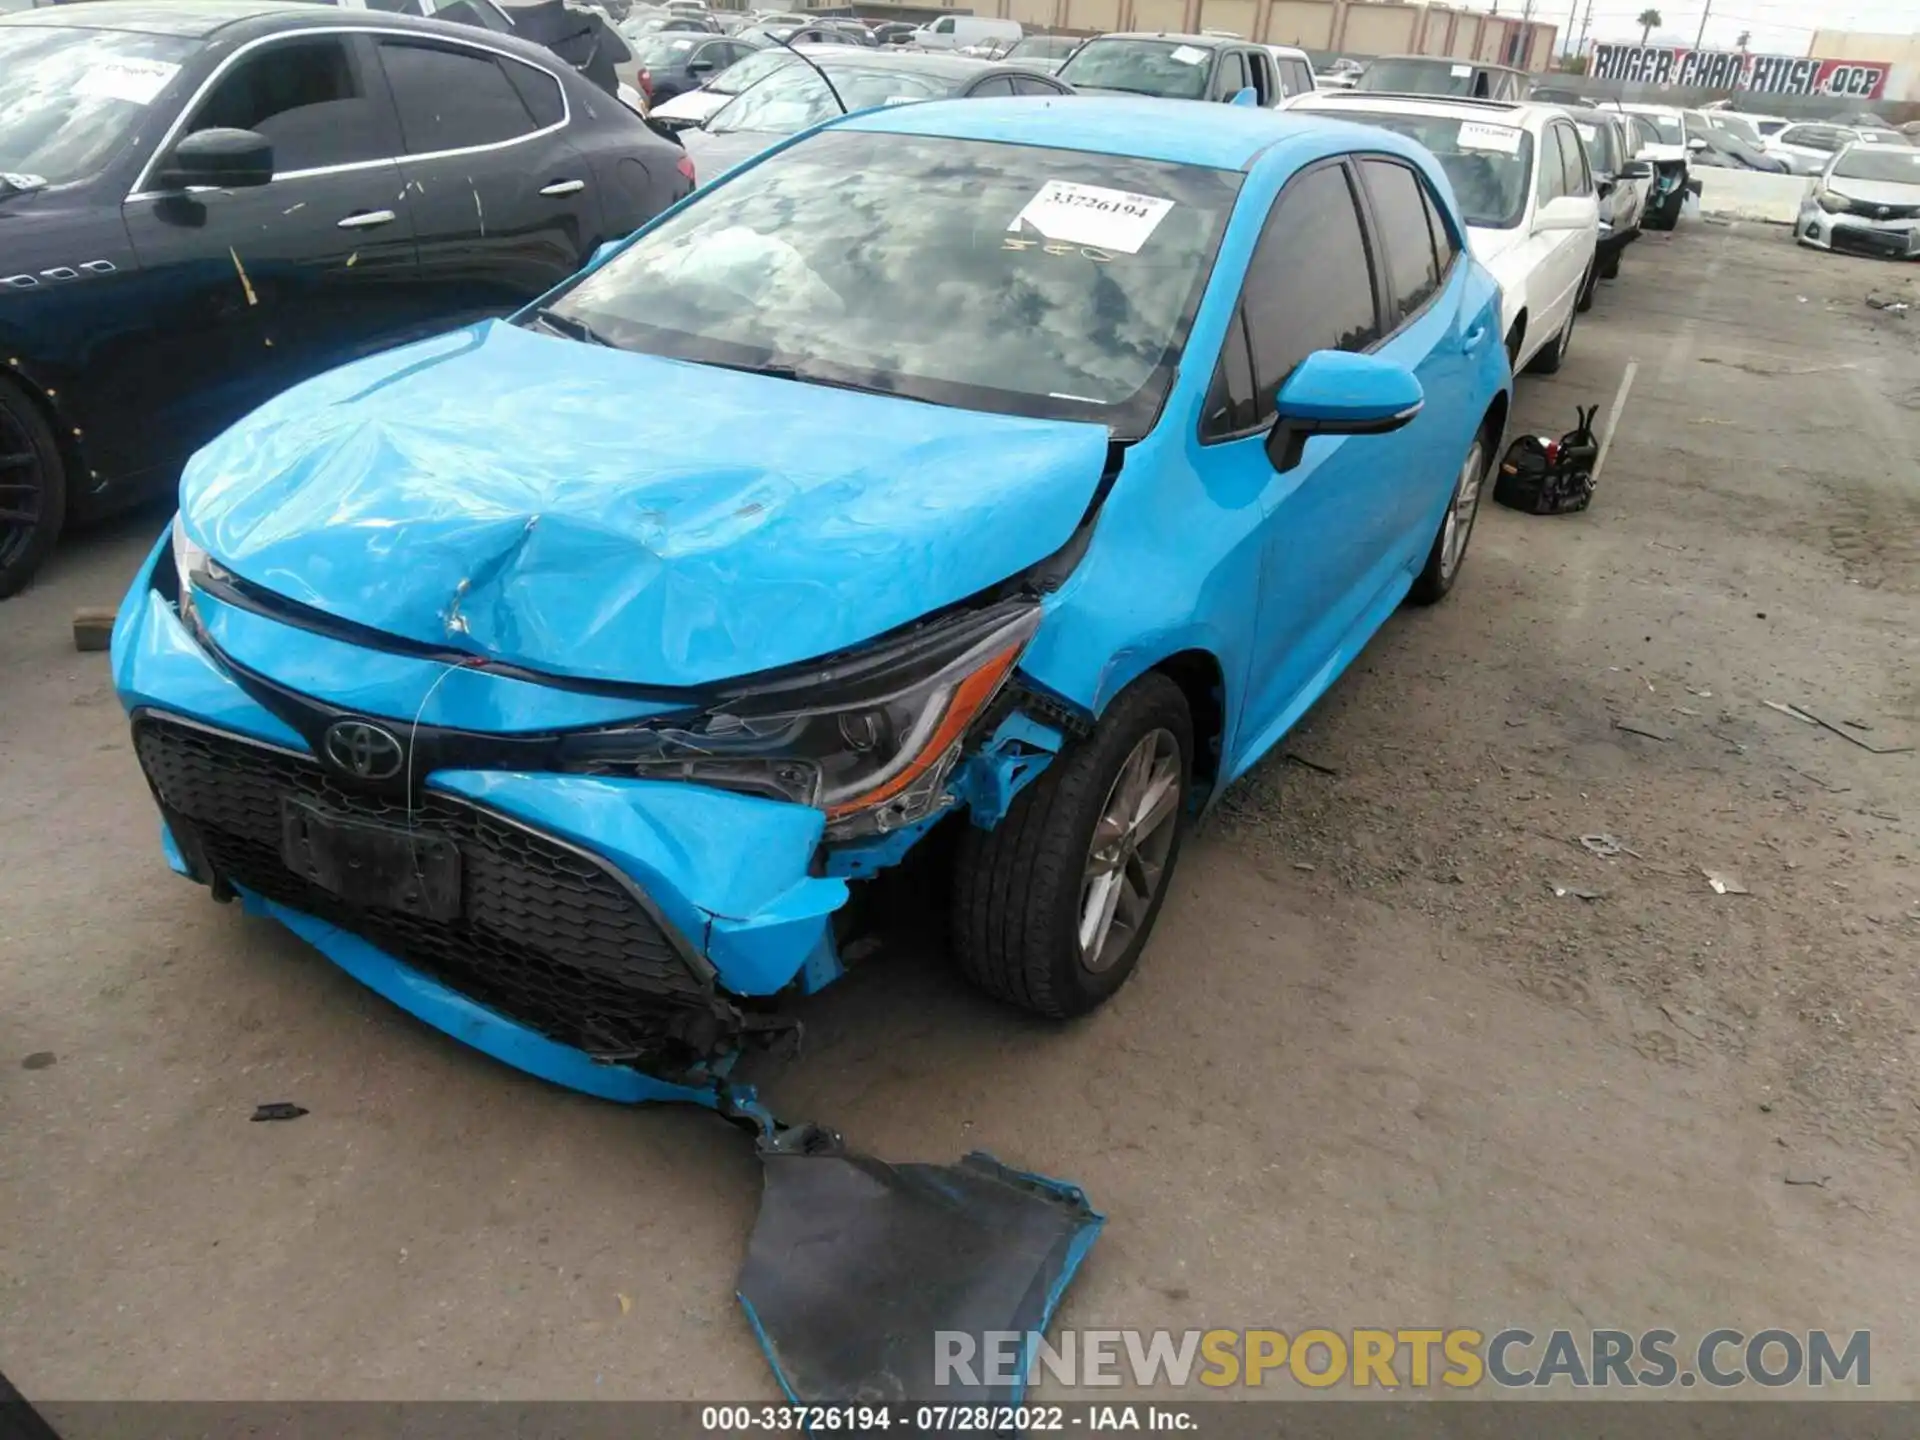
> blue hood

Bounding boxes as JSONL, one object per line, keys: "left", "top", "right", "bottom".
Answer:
{"left": 182, "top": 321, "right": 1109, "bottom": 688}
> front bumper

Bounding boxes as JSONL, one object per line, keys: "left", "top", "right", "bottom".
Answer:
{"left": 111, "top": 535, "right": 853, "bottom": 1093}
{"left": 1794, "top": 203, "right": 1920, "bottom": 260}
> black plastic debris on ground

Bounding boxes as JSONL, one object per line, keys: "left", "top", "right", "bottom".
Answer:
{"left": 249, "top": 1102, "right": 308, "bottom": 1122}
{"left": 739, "top": 1141, "right": 1104, "bottom": 1406}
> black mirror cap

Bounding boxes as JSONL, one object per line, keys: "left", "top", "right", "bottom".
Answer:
{"left": 155, "top": 127, "right": 274, "bottom": 191}
{"left": 1263, "top": 403, "right": 1419, "bottom": 474}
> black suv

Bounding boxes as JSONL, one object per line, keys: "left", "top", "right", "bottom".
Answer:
{"left": 1056, "top": 32, "right": 1285, "bottom": 106}
{"left": 0, "top": 1, "right": 692, "bottom": 595}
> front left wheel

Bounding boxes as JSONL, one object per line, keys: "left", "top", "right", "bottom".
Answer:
{"left": 952, "top": 674, "right": 1192, "bottom": 1019}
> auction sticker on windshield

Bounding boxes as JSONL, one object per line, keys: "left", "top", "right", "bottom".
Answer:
{"left": 74, "top": 58, "right": 180, "bottom": 106}
{"left": 1457, "top": 121, "right": 1523, "bottom": 154}
{"left": 1170, "top": 45, "right": 1208, "bottom": 65}
{"left": 1010, "top": 180, "right": 1175, "bottom": 254}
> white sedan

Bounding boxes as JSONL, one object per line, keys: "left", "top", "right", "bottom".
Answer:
{"left": 648, "top": 41, "right": 848, "bottom": 129}
{"left": 1288, "top": 93, "right": 1599, "bottom": 375}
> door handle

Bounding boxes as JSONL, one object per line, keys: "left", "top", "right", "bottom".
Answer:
{"left": 1462, "top": 322, "right": 1489, "bottom": 353}
{"left": 337, "top": 209, "right": 397, "bottom": 229}
{"left": 540, "top": 179, "right": 586, "bottom": 197}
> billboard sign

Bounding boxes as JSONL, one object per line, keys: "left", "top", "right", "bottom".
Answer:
{"left": 1590, "top": 44, "right": 1891, "bottom": 99}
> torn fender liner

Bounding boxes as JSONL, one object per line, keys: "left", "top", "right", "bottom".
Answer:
{"left": 739, "top": 1146, "right": 1105, "bottom": 1405}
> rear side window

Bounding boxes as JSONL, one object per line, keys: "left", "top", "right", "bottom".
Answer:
{"left": 379, "top": 40, "right": 540, "bottom": 152}
{"left": 186, "top": 36, "right": 387, "bottom": 173}
{"left": 503, "top": 57, "right": 564, "bottom": 128}
{"left": 1011, "top": 74, "right": 1065, "bottom": 96}
{"left": 1360, "top": 158, "right": 1440, "bottom": 324}
{"left": 1227, "top": 162, "right": 1381, "bottom": 432}
{"left": 967, "top": 75, "right": 1016, "bottom": 97}
{"left": 1419, "top": 182, "right": 1459, "bottom": 276}
{"left": 1535, "top": 127, "right": 1568, "bottom": 203}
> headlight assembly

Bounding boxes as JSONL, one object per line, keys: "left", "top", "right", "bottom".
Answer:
{"left": 562, "top": 603, "right": 1043, "bottom": 838}
{"left": 169, "top": 515, "right": 232, "bottom": 625}
{"left": 1814, "top": 185, "right": 1847, "bottom": 214}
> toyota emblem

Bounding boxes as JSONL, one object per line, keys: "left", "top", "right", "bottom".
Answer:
{"left": 1877, "top": 205, "right": 1889, "bottom": 218}
{"left": 323, "top": 720, "right": 405, "bottom": 781}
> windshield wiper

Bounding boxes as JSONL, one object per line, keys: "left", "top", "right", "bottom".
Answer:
{"left": 695, "top": 357, "right": 900, "bottom": 399}
{"left": 527, "top": 306, "right": 616, "bottom": 347}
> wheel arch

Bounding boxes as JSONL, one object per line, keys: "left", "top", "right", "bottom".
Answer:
{"left": 1087, "top": 643, "right": 1231, "bottom": 805}
{"left": 0, "top": 357, "right": 87, "bottom": 520}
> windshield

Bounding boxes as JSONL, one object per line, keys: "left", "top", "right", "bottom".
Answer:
{"left": 1057, "top": 39, "right": 1211, "bottom": 99}
{"left": 1326, "top": 111, "right": 1533, "bottom": 228}
{"left": 1575, "top": 118, "right": 1617, "bottom": 173}
{"left": 1008, "top": 35, "right": 1077, "bottom": 59}
{"left": 1636, "top": 112, "right": 1684, "bottom": 144}
{"left": 1832, "top": 145, "right": 1920, "bottom": 184}
{"left": 1358, "top": 58, "right": 1479, "bottom": 96}
{"left": 0, "top": 25, "right": 196, "bottom": 187}
{"left": 543, "top": 131, "right": 1240, "bottom": 436}
{"left": 706, "top": 46, "right": 792, "bottom": 93}
{"left": 631, "top": 32, "right": 705, "bottom": 64}
{"left": 708, "top": 63, "right": 949, "bottom": 133}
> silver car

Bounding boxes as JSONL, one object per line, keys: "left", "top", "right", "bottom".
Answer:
{"left": 1796, "top": 142, "right": 1920, "bottom": 260}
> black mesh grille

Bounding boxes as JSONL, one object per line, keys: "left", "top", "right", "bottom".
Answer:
{"left": 1831, "top": 225, "right": 1914, "bottom": 258}
{"left": 132, "top": 715, "right": 721, "bottom": 1062}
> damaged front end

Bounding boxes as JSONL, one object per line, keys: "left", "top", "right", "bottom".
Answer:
{"left": 116, "top": 488, "right": 1089, "bottom": 1109}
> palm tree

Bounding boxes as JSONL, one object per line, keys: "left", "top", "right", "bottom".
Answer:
{"left": 1637, "top": 8, "right": 1662, "bottom": 43}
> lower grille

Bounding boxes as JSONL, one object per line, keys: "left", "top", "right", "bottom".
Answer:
{"left": 1831, "top": 226, "right": 1915, "bottom": 259}
{"left": 133, "top": 714, "right": 723, "bottom": 1064}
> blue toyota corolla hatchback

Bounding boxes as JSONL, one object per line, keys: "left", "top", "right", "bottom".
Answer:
{"left": 114, "top": 98, "right": 1509, "bottom": 1107}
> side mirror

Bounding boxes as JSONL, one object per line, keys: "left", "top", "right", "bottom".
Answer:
{"left": 689, "top": 57, "right": 714, "bottom": 73}
{"left": 1687, "top": 136, "right": 1708, "bottom": 152}
{"left": 154, "top": 127, "right": 274, "bottom": 190}
{"left": 1532, "top": 193, "right": 1592, "bottom": 234}
{"left": 1620, "top": 158, "right": 1654, "bottom": 180}
{"left": 1264, "top": 351, "right": 1423, "bottom": 473}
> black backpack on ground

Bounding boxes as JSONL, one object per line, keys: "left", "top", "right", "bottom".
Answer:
{"left": 1494, "top": 405, "right": 1600, "bottom": 515}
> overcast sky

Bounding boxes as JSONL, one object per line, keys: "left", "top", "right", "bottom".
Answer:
{"left": 1537, "top": 0, "right": 1914, "bottom": 56}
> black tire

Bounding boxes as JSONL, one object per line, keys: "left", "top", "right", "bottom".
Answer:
{"left": 0, "top": 375, "right": 66, "bottom": 600}
{"left": 1643, "top": 189, "right": 1681, "bottom": 231}
{"left": 1525, "top": 298, "right": 1575, "bottom": 376}
{"left": 1409, "top": 427, "right": 1492, "bottom": 606}
{"left": 1599, "top": 248, "right": 1622, "bottom": 281}
{"left": 1576, "top": 261, "right": 1598, "bottom": 313}
{"left": 951, "top": 673, "right": 1192, "bottom": 1019}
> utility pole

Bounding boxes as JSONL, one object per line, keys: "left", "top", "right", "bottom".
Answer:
{"left": 1692, "top": 0, "right": 1712, "bottom": 50}
{"left": 1518, "top": 0, "right": 1535, "bottom": 69}
{"left": 1564, "top": 0, "right": 1579, "bottom": 58}
{"left": 1575, "top": 0, "right": 1593, "bottom": 64}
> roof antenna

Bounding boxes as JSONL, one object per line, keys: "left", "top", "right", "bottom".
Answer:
{"left": 770, "top": 32, "right": 849, "bottom": 115}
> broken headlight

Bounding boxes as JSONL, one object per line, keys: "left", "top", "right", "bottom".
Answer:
{"left": 562, "top": 603, "right": 1041, "bottom": 839}
{"left": 1813, "top": 185, "right": 1847, "bottom": 214}
{"left": 169, "top": 515, "right": 233, "bottom": 627}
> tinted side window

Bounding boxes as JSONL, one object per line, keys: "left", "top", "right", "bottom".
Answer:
{"left": 367, "top": 0, "right": 426, "bottom": 12}
{"left": 1419, "top": 181, "right": 1459, "bottom": 276}
{"left": 379, "top": 40, "right": 537, "bottom": 153}
{"left": 503, "top": 56, "right": 564, "bottom": 128}
{"left": 967, "top": 75, "right": 1016, "bottom": 97}
{"left": 1010, "top": 74, "right": 1065, "bottom": 95}
{"left": 1286, "top": 59, "right": 1313, "bottom": 95}
{"left": 1202, "top": 310, "right": 1258, "bottom": 438}
{"left": 1216, "top": 50, "right": 1248, "bottom": 98}
{"left": 1360, "top": 158, "right": 1440, "bottom": 324}
{"left": 1554, "top": 124, "right": 1590, "bottom": 195}
{"left": 932, "top": 16, "right": 955, "bottom": 32}
{"left": 187, "top": 37, "right": 387, "bottom": 173}
{"left": 1240, "top": 163, "right": 1381, "bottom": 425}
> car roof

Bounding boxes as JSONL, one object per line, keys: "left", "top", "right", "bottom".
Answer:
{"left": 1372, "top": 53, "right": 1523, "bottom": 72}
{"left": 816, "top": 49, "right": 987, "bottom": 76}
{"left": 1080, "top": 32, "right": 1236, "bottom": 48}
{"left": 0, "top": 0, "right": 298, "bottom": 37}
{"left": 1291, "top": 91, "right": 1558, "bottom": 130}
{"left": 839, "top": 94, "right": 1430, "bottom": 172}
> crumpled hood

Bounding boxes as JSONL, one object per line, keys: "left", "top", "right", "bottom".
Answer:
{"left": 182, "top": 320, "right": 1109, "bottom": 688}
{"left": 1828, "top": 177, "right": 1920, "bottom": 207}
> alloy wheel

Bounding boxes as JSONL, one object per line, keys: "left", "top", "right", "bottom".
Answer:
{"left": 1078, "top": 727, "right": 1181, "bottom": 974}
{"left": 0, "top": 402, "right": 44, "bottom": 574}
{"left": 1439, "top": 439, "right": 1487, "bottom": 582}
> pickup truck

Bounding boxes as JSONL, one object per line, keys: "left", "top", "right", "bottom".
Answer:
{"left": 1056, "top": 31, "right": 1288, "bottom": 106}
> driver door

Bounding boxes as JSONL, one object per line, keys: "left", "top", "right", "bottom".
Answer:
{"left": 112, "top": 31, "right": 416, "bottom": 482}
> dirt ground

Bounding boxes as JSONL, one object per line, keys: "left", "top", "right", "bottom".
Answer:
{"left": 2, "top": 222, "right": 1918, "bottom": 1403}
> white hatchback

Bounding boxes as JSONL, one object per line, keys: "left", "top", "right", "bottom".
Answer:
{"left": 1287, "top": 94, "right": 1600, "bottom": 376}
